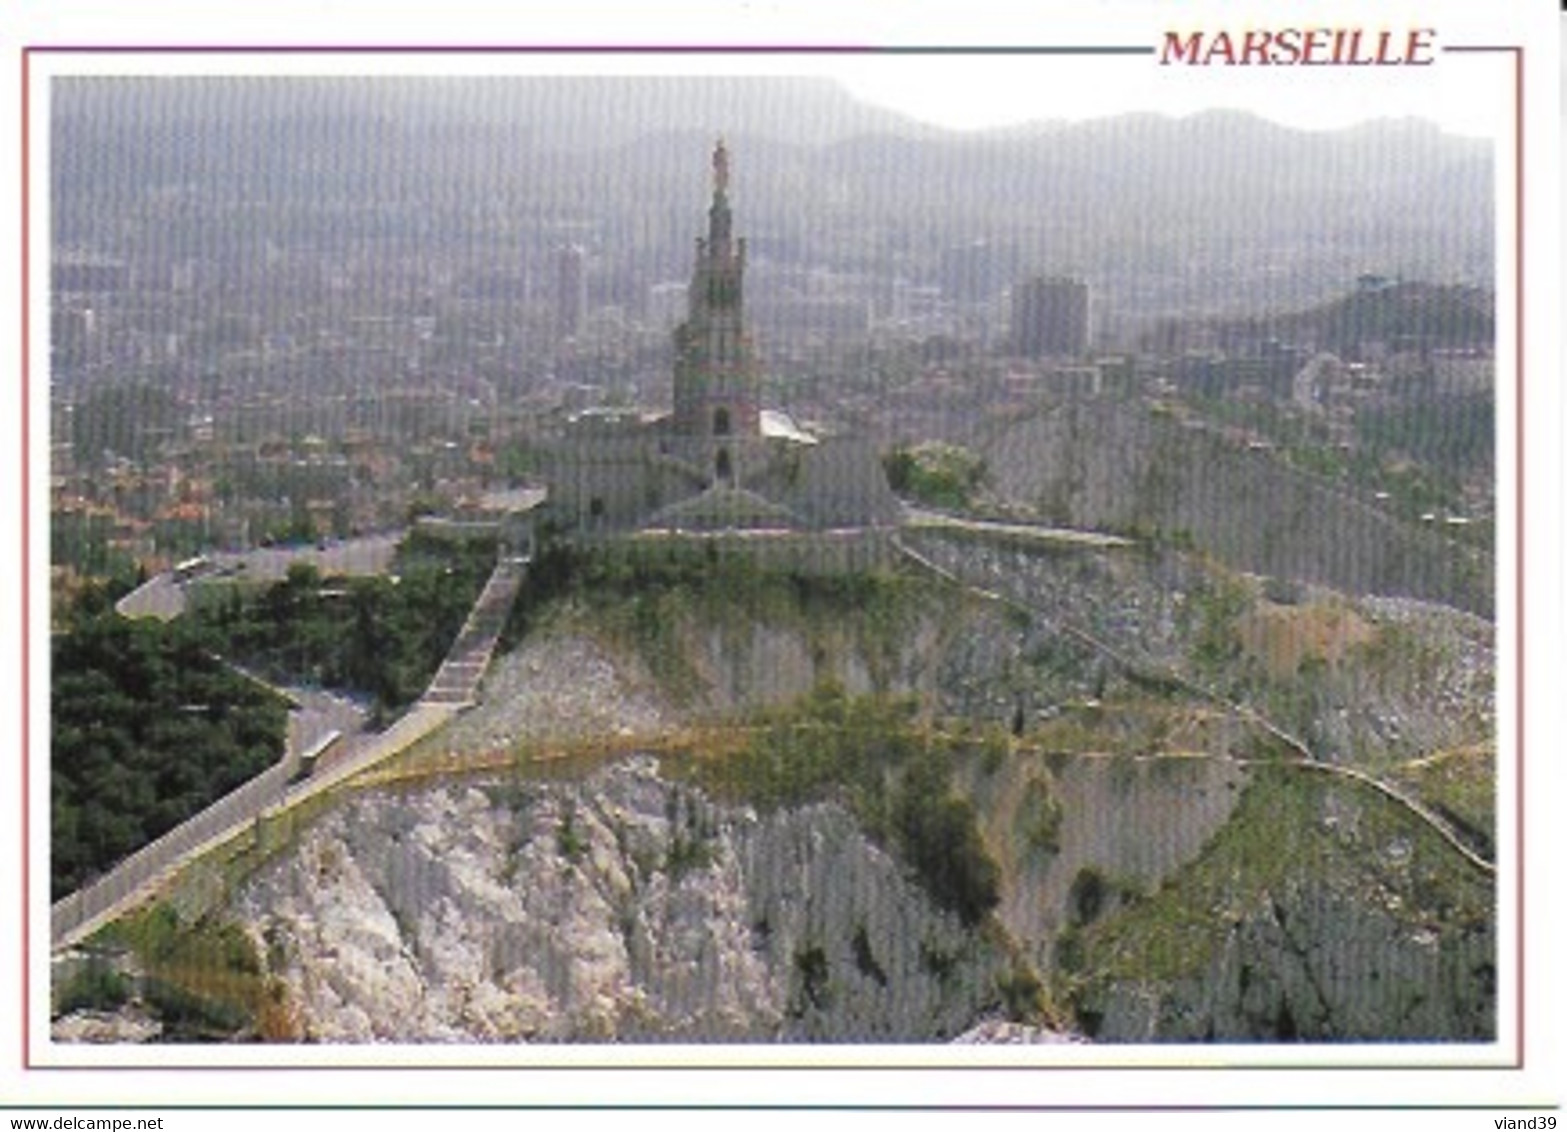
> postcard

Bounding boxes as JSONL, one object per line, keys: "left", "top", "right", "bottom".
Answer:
{"left": 5, "top": 0, "right": 1561, "bottom": 1121}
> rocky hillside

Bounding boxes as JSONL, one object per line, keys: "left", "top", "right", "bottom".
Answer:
{"left": 902, "top": 535, "right": 1495, "bottom": 776}
{"left": 1060, "top": 764, "right": 1495, "bottom": 1041}
{"left": 981, "top": 400, "right": 1492, "bottom": 618}
{"left": 55, "top": 543, "right": 1495, "bottom": 1043}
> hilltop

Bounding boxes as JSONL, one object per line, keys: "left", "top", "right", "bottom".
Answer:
{"left": 55, "top": 540, "right": 1495, "bottom": 1043}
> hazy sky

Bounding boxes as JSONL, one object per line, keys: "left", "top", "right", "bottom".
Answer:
{"left": 44, "top": 50, "right": 1508, "bottom": 141}
{"left": 831, "top": 54, "right": 1504, "bottom": 138}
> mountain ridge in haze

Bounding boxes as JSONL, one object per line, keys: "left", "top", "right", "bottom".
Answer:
{"left": 51, "top": 76, "right": 1492, "bottom": 323}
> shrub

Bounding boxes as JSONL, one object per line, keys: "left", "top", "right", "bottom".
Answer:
{"left": 143, "top": 977, "right": 249, "bottom": 1041}
{"left": 1019, "top": 776, "right": 1065, "bottom": 855}
{"left": 997, "top": 965, "right": 1048, "bottom": 1024}
{"left": 557, "top": 804, "right": 587, "bottom": 863}
{"left": 792, "top": 945, "right": 832, "bottom": 1013}
{"left": 1069, "top": 867, "right": 1110, "bottom": 927}
{"left": 882, "top": 441, "right": 989, "bottom": 510}
{"left": 665, "top": 832, "right": 715, "bottom": 880}
{"left": 852, "top": 925, "right": 888, "bottom": 987}
{"left": 55, "top": 958, "right": 131, "bottom": 1016}
{"left": 894, "top": 755, "right": 1001, "bottom": 927}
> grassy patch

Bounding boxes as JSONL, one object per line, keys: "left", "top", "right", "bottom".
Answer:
{"left": 1390, "top": 745, "right": 1496, "bottom": 859}
{"left": 1060, "top": 763, "right": 1495, "bottom": 1009}
{"left": 675, "top": 684, "right": 1003, "bottom": 927}
{"left": 1186, "top": 573, "right": 1255, "bottom": 675}
{"left": 504, "top": 542, "right": 940, "bottom": 706}
{"left": 89, "top": 902, "right": 295, "bottom": 1041}
{"left": 1352, "top": 620, "right": 1457, "bottom": 695}
{"left": 54, "top": 956, "right": 132, "bottom": 1015}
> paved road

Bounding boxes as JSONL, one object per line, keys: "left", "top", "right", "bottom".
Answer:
{"left": 116, "top": 533, "right": 405, "bottom": 621}
{"left": 287, "top": 687, "right": 372, "bottom": 758}
{"left": 52, "top": 556, "right": 527, "bottom": 951}
{"left": 50, "top": 741, "right": 297, "bottom": 947}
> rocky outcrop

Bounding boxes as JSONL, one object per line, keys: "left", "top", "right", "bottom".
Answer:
{"left": 983, "top": 400, "right": 1492, "bottom": 617}
{"left": 963, "top": 752, "right": 1251, "bottom": 974}
{"left": 437, "top": 634, "right": 679, "bottom": 751}
{"left": 51, "top": 1008, "right": 162, "bottom": 1044}
{"left": 238, "top": 758, "right": 1018, "bottom": 1041}
{"left": 906, "top": 535, "right": 1495, "bottom": 767}
{"left": 1063, "top": 767, "right": 1495, "bottom": 1042}
{"left": 1084, "top": 878, "right": 1494, "bottom": 1042}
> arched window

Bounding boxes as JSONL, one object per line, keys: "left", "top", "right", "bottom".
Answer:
{"left": 713, "top": 407, "right": 731, "bottom": 436}
{"left": 715, "top": 448, "right": 732, "bottom": 484}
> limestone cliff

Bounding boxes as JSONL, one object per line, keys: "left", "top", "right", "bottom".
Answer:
{"left": 238, "top": 758, "right": 1018, "bottom": 1041}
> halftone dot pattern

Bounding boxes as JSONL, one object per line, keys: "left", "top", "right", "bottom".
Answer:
{"left": 45, "top": 72, "right": 1495, "bottom": 1052}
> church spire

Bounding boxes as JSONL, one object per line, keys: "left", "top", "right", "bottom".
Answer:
{"left": 672, "top": 137, "right": 757, "bottom": 439}
{"left": 708, "top": 137, "right": 733, "bottom": 249}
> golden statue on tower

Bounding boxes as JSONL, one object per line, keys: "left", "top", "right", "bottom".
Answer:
{"left": 713, "top": 137, "right": 729, "bottom": 194}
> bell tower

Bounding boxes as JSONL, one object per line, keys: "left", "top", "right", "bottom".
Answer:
{"left": 672, "top": 139, "right": 760, "bottom": 446}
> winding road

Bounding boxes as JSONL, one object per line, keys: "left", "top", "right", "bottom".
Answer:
{"left": 51, "top": 554, "right": 528, "bottom": 951}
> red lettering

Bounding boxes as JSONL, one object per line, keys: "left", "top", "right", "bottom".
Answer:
{"left": 1240, "top": 29, "right": 1273, "bottom": 65}
{"left": 1271, "top": 28, "right": 1302, "bottom": 65}
{"left": 1159, "top": 31, "right": 1205, "bottom": 64}
{"left": 1406, "top": 27, "right": 1436, "bottom": 64}
{"left": 1159, "top": 26, "right": 1436, "bottom": 66}
{"left": 1203, "top": 30, "right": 1236, "bottom": 65}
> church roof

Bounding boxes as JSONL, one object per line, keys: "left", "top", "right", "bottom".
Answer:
{"left": 758, "top": 409, "right": 818, "bottom": 446}
{"left": 640, "top": 486, "right": 803, "bottom": 533}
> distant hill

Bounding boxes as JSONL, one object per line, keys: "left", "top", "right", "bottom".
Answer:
{"left": 1197, "top": 279, "right": 1494, "bottom": 352}
{"left": 51, "top": 75, "right": 934, "bottom": 152}
{"left": 1289, "top": 282, "right": 1493, "bottom": 352}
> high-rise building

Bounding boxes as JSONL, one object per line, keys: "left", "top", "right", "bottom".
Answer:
{"left": 554, "top": 243, "right": 586, "bottom": 338}
{"left": 1010, "top": 275, "right": 1090, "bottom": 358}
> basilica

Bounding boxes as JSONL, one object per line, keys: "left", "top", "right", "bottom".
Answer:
{"left": 541, "top": 141, "right": 899, "bottom": 547}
